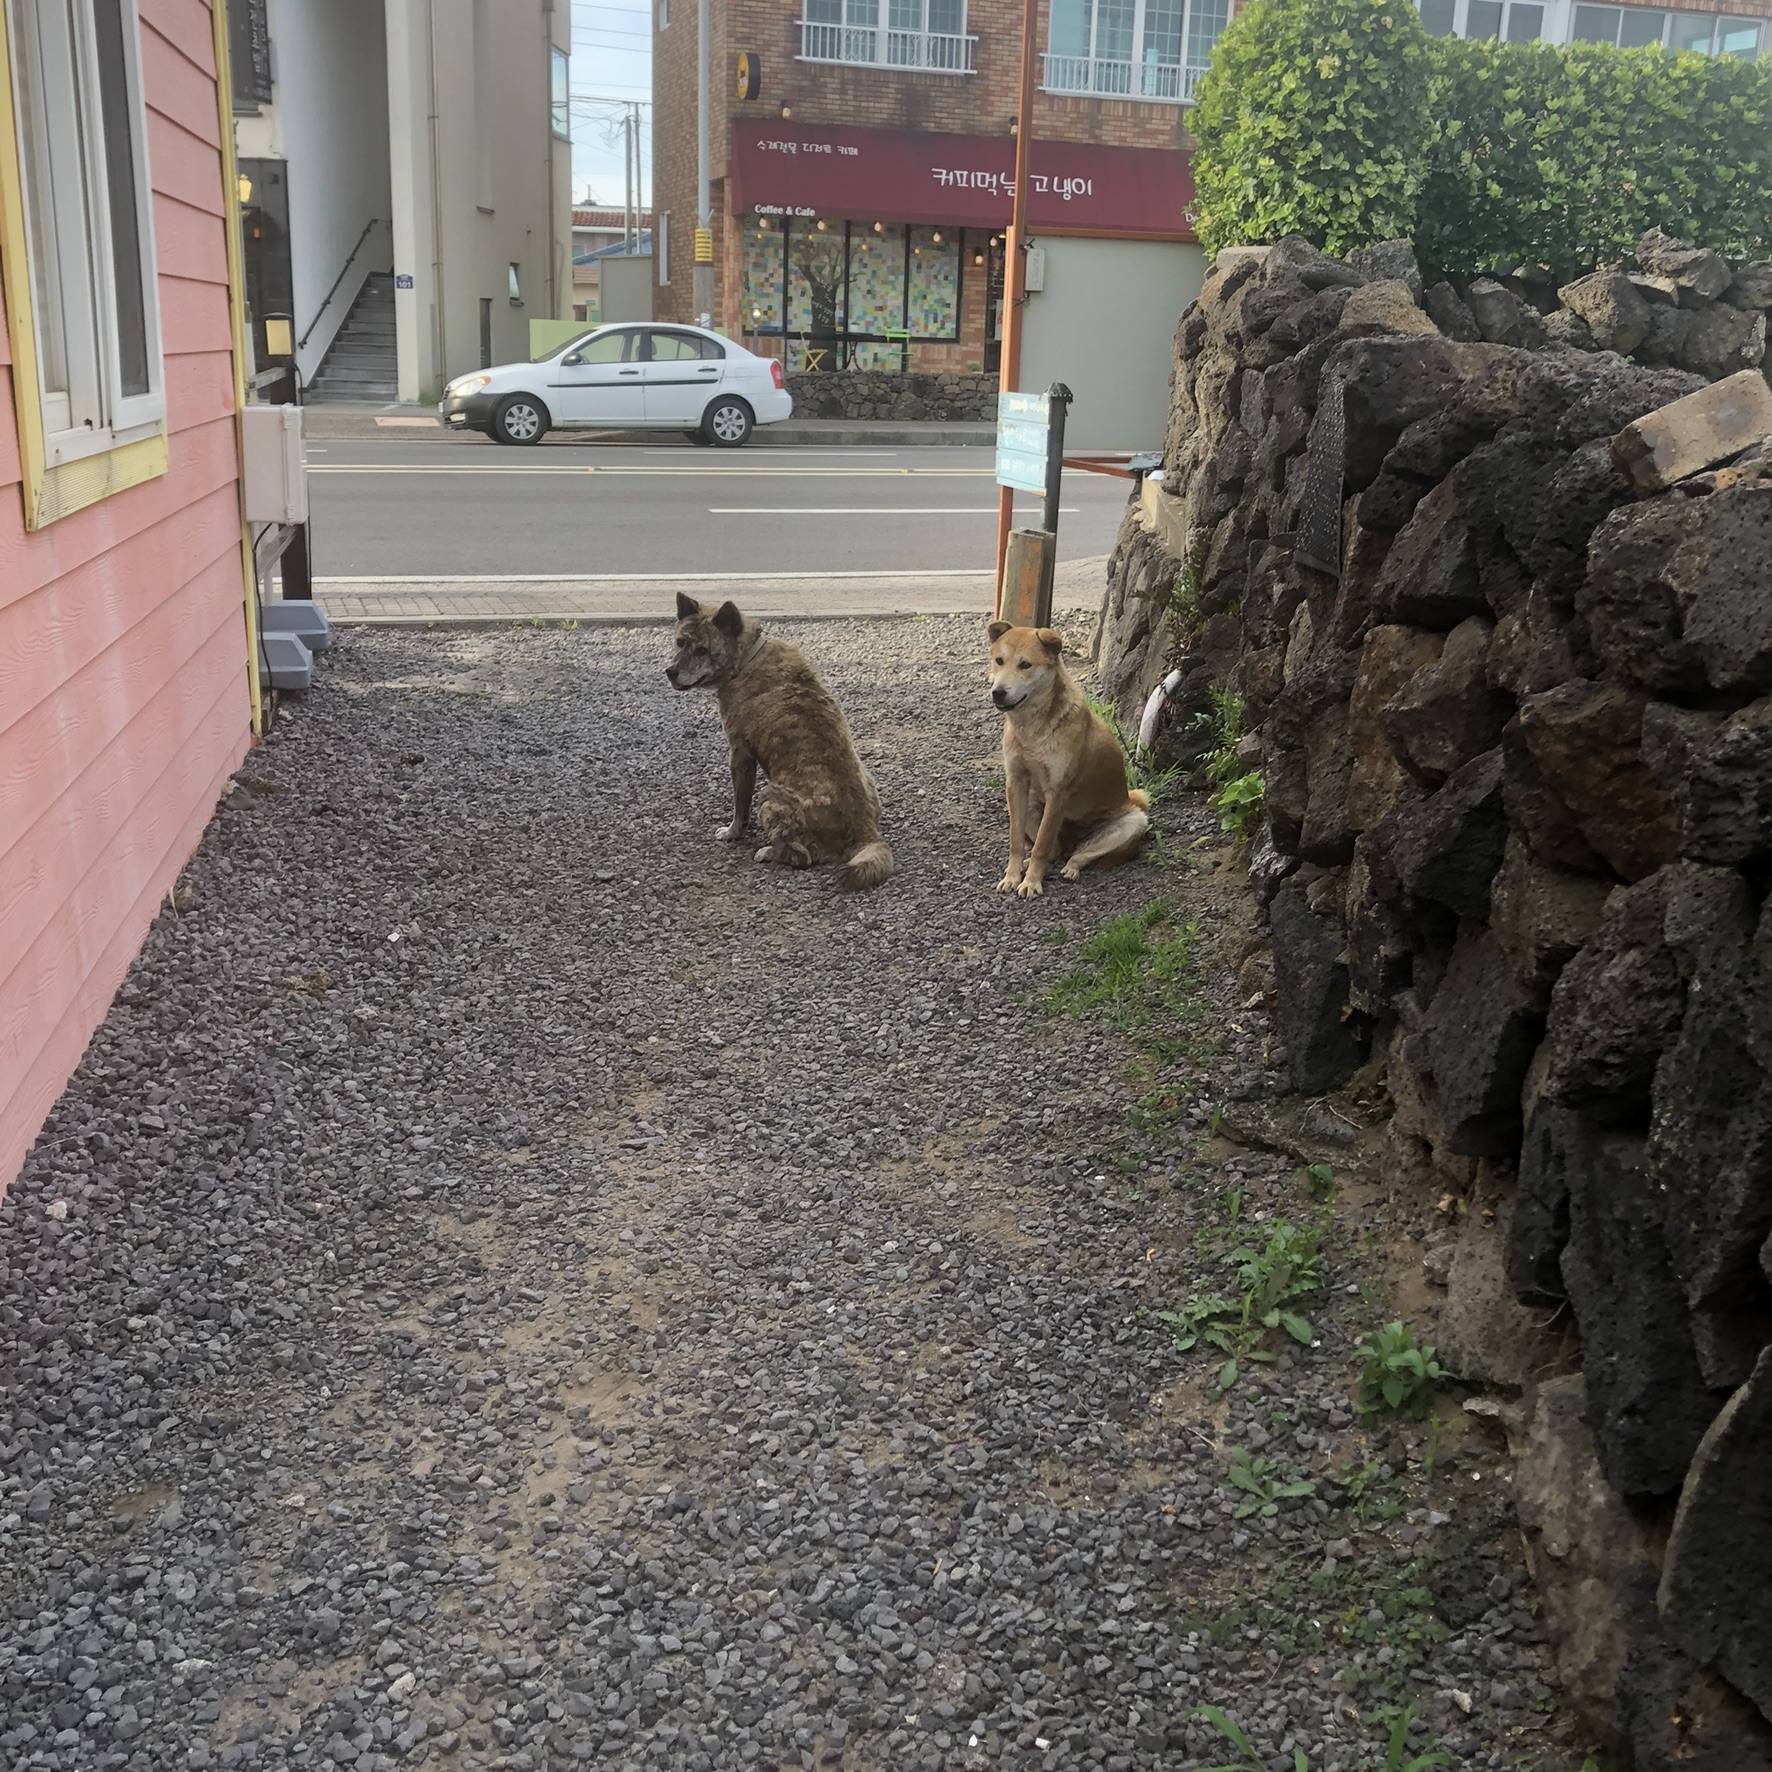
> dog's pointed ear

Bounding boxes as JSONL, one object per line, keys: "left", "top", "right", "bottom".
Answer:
{"left": 1036, "top": 627, "right": 1064, "bottom": 656}
{"left": 987, "top": 620, "right": 1012, "bottom": 642}
{"left": 712, "top": 599, "right": 744, "bottom": 638}
{"left": 675, "top": 591, "right": 699, "bottom": 620}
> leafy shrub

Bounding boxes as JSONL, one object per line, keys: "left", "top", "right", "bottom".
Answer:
{"left": 1189, "top": 0, "right": 1433, "bottom": 256}
{"left": 1357, "top": 1320, "right": 1448, "bottom": 1417}
{"left": 1417, "top": 39, "right": 1772, "bottom": 277}
{"left": 1191, "top": 0, "right": 1772, "bottom": 274}
{"left": 1210, "top": 771, "right": 1265, "bottom": 840}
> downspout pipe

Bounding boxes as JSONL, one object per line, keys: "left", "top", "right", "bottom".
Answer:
{"left": 427, "top": 0, "right": 446, "bottom": 395}
{"left": 1138, "top": 668, "right": 1185, "bottom": 754}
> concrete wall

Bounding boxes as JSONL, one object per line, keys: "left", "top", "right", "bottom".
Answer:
{"left": 386, "top": 0, "right": 573, "bottom": 401}
{"left": 1, "top": 0, "right": 252, "bottom": 1197}
{"left": 1019, "top": 238, "right": 1205, "bottom": 451}
{"left": 235, "top": 0, "right": 394, "bottom": 382}
{"left": 600, "top": 255, "right": 655, "bottom": 323}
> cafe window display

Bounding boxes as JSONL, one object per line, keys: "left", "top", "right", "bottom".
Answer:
{"left": 742, "top": 215, "right": 965, "bottom": 369}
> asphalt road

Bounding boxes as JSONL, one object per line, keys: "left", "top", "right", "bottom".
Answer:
{"left": 303, "top": 436, "right": 1132, "bottom": 581}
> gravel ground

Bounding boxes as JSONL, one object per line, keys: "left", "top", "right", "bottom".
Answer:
{"left": 1, "top": 617, "right": 1585, "bottom": 1772}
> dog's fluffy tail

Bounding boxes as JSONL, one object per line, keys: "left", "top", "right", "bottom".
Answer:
{"left": 838, "top": 838, "right": 894, "bottom": 891}
{"left": 1128, "top": 788, "right": 1151, "bottom": 812}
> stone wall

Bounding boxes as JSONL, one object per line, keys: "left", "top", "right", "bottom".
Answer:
{"left": 1098, "top": 231, "right": 1772, "bottom": 1772}
{"left": 783, "top": 370, "right": 996, "bottom": 423}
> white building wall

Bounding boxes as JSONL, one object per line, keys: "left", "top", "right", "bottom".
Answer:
{"left": 1019, "top": 239, "right": 1207, "bottom": 452}
{"left": 386, "top": 0, "right": 572, "bottom": 401}
{"left": 236, "top": 0, "right": 394, "bottom": 383}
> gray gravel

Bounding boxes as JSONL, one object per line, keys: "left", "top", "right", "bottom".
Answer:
{"left": 1, "top": 618, "right": 1584, "bottom": 1771}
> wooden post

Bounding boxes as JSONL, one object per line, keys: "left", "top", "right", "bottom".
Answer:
{"left": 992, "top": 0, "right": 1041, "bottom": 615}
{"left": 999, "top": 528, "right": 1056, "bottom": 630}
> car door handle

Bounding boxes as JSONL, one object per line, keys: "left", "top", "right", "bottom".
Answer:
{"left": 619, "top": 368, "right": 640, "bottom": 375}
{"left": 698, "top": 367, "right": 717, "bottom": 374}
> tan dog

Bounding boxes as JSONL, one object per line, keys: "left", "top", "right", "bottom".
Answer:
{"left": 988, "top": 620, "right": 1150, "bottom": 898}
{"left": 666, "top": 594, "right": 893, "bottom": 889}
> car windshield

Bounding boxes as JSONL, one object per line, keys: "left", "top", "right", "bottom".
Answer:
{"left": 531, "top": 330, "right": 599, "bottom": 363}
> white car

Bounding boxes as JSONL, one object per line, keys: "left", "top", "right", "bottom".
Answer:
{"left": 439, "top": 322, "right": 793, "bottom": 448}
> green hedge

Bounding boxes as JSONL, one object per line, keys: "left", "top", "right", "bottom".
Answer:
{"left": 1189, "top": 0, "right": 1432, "bottom": 258}
{"left": 1190, "top": 4, "right": 1772, "bottom": 278}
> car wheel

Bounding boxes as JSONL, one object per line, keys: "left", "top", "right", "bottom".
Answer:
{"left": 685, "top": 429, "right": 713, "bottom": 446}
{"left": 493, "top": 395, "right": 548, "bottom": 446}
{"left": 702, "top": 397, "right": 753, "bottom": 448}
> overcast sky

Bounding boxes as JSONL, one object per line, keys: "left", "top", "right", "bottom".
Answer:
{"left": 570, "top": 0, "right": 653, "bottom": 209}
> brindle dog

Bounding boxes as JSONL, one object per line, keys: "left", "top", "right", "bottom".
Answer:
{"left": 666, "top": 594, "right": 893, "bottom": 890}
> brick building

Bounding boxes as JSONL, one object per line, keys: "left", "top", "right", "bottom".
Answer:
{"left": 650, "top": 0, "right": 1222, "bottom": 442}
{"left": 652, "top": 0, "right": 1767, "bottom": 442}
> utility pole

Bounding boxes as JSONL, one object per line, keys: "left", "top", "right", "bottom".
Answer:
{"left": 693, "top": 0, "right": 713, "bottom": 325}
{"left": 993, "top": 0, "right": 1040, "bottom": 608}
{"left": 624, "top": 108, "right": 635, "bottom": 252}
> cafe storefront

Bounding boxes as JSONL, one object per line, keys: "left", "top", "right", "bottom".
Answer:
{"left": 725, "top": 121, "right": 1195, "bottom": 378}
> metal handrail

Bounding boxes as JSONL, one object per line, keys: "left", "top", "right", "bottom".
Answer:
{"left": 297, "top": 217, "right": 388, "bottom": 354}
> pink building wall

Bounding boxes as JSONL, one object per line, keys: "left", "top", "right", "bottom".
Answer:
{"left": 0, "top": 0, "right": 252, "bottom": 1197}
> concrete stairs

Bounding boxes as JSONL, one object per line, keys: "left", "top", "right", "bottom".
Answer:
{"left": 306, "top": 273, "right": 396, "bottom": 404}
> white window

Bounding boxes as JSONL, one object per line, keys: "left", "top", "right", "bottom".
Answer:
{"left": 1043, "top": 0, "right": 1228, "bottom": 102}
{"left": 550, "top": 44, "right": 570, "bottom": 138}
{"left": 1419, "top": 0, "right": 1546, "bottom": 38}
{"left": 1418, "top": 0, "right": 1761, "bottom": 55}
{"left": 1571, "top": 3, "right": 1760, "bottom": 53}
{"left": 658, "top": 212, "right": 671, "bottom": 285}
{"left": 659, "top": 0, "right": 670, "bottom": 26}
{"left": 799, "top": 0, "right": 976, "bottom": 72}
{"left": 7, "top": 0, "right": 165, "bottom": 466}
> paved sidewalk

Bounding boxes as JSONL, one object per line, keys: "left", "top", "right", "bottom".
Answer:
{"left": 312, "top": 557, "right": 1112, "bottom": 625}
{"left": 300, "top": 402, "right": 995, "bottom": 448}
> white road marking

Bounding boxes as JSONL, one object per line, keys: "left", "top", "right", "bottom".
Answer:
{"left": 313, "top": 568, "right": 993, "bottom": 585}
{"left": 706, "top": 506, "right": 1080, "bottom": 515}
{"left": 306, "top": 464, "right": 994, "bottom": 477}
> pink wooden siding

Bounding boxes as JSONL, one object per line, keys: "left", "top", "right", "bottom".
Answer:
{"left": 0, "top": 0, "right": 251, "bottom": 1197}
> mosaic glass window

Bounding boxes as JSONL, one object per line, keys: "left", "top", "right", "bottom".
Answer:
{"left": 789, "top": 225, "right": 848, "bottom": 335}
{"left": 742, "top": 222, "right": 785, "bottom": 332}
{"left": 908, "top": 228, "right": 959, "bottom": 339}
{"left": 846, "top": 225, "right": 906, "bottom": 336}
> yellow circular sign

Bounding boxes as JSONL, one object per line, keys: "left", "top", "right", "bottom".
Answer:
{"left": 736, "top": 51, "right": 760, "bottom": 102}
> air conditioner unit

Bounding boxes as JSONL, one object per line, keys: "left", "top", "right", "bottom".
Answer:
{"left": 241, "top": 403, "right": 307, "bottom": 526}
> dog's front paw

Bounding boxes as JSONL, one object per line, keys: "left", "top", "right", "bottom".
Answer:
{"left": 1059, "top": 860, "right": 1082, "bottom": 881}
{"left": 754, "top": 844, "right": 780, "bottom": 864}
{"left": 1016, "top": 876, "right": 1045, "bottom": 899}
{"left": 716, "top": 822, "right": 743, "bottom": 843}
{"left": 995, "top": 868, "right": 1022, "bottom": 894}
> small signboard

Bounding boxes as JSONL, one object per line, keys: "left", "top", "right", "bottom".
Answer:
{"left": 996, "top": 391, "right": 1049, "bottom": 495}
{"left": 394, "top": 274, "right": 415, "bottom": 290}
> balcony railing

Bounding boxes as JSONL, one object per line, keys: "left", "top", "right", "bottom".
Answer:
{"left": 798, "top": 18, "right": 978, "bottom": 71}
{"left": 1040, "top": 52, "right": 1205, "bottom": 101}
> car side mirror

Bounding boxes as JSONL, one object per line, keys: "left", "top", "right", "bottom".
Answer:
{"left": 562, "top": 351, "right": 584, "bottom": 366}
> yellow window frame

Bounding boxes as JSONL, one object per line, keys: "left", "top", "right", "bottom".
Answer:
{"left": 0, "top": 0, "right": 171, "bottom": 530}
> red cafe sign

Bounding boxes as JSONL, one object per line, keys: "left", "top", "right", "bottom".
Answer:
{"left": 729, "top": 120, "right": 1195, "bottom": 240}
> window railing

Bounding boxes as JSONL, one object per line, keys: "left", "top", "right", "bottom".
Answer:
{"left": 798, "top": 17, "right": 978, "bottom": 71}
{"left": 1040, "top": 51, "right": 1205, "bottom": 101}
